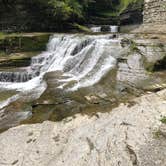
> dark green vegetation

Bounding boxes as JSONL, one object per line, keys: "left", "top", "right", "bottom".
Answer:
{"left": 0, "top": 0, "right": 143, "bottom": 32}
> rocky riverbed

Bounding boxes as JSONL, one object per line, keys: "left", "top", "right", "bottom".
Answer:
{"left": 0, "top": 89, "right": 165, "bottom": 166}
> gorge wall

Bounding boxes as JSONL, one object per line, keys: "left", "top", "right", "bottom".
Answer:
{"left": 143, "top": 0, "right": 166, "bottom": 23}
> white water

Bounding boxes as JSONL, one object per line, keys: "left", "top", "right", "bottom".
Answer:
{"left": 0, "top": 34, "right": 121, "bottom": 93}
{"left": 90, "top": 27, "right": 101, "bottom": 32}
{"left": 90, "top": 26, "right": 119, "bottom": 33}
{"left": 110, "top": 26, "right": 119, "bottom": 33}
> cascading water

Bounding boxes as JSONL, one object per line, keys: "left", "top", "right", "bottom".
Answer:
{"left": 0, "top": 71, "right": 32, "bottom": 82}
{"left": 110, "top": 26, "right": 119, "bottom": 33}
{"left": 36, "top": 34, "right": 120, "bottom": 90}
{"left": 0, "top": 34, "right": 122, "bottom": 93}
{"left": 90, "top": 27, "right": 101, "bottom": 32}
{"left": 90, "top": 25, "right": 119, "bottom": 33}
{"left": 0, "top": 34, "right": 125, "bottom": 129}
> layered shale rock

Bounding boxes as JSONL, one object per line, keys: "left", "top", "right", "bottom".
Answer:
{"left": 143, "top": 0, "right": 166, "bottom": 24}
{"left": 135, "top": 0, "right": 166, "bottom": 33}
{"left": 117, "top": 36, "right": 166, "bottom": 89}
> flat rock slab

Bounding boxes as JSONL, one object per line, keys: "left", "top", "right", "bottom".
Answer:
{"left": 0, "top": 90, "right": 166, "bottom": 166}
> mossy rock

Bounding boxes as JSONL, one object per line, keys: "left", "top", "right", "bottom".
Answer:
{"left": 0, "top": 33, "right": 51, "bottom": 54}
{"left": 20, "top": 34, "right": 50, "bottom": 52}
{"left": 161, "top": 117, "right": 166, "bottom": 124}
{"left": 145, "top": 56, "right": 166, "bottom": 72}
{"left": 0, "top": 52, "right": 40, "bottom": 67}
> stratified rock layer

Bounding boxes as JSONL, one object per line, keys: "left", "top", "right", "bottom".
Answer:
{"left": 134, "top": 0, "right": 166, "bottom": 34}
{"left": 144, "top": 0, "right": 166, "bottom": 24}
{"left": 0, "top": 90, "right": 166, "bottom": 166}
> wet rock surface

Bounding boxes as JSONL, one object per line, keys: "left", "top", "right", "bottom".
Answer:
{"left": 0, "top": 89, "right": 165, "bottom": 166}
{"left": 0, "top": 34, "right": 165, "bottom": 132}
{"left": 0, "top": 52, "right": 40, "bottom": 68}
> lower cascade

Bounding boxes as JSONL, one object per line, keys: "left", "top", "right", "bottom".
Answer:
{"left": 0, "top": 34, "right": 121, "bottom": 91}
{"left": 0, "top": 71, "right": 32, "bottom": 82}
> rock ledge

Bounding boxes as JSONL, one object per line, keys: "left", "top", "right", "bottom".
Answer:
{"left": 0, "top": 90, "right": 166, "bottom": 166}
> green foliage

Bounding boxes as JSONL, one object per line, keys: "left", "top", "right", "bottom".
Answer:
{"left": 72, "top": 23, "right": 91, "bottom": 32}
{"left": 118, "top": 0, "right": 143, "bottom": 14}
{"left": 160, "top": 117, "right": 166, "bottom": 124}
{"left": 0, "top": 32, "right": 5, "bottom": 40}
{"left": 129, "top": 40, "right": 139, "bottom": 52}
{"left": 153, "top": 130, "right": 163, "bottom": 139}
{"left": 121, "top": 38, "right": 140, "bottom": 53}
{"left": 153, "top": 117, "right": 166, "bottom": 139}
{"left": 0, "top": 0, "right": 144, "bottom": 31}
{"left": 48, "top": 0, "right": 83, "bottom": 21}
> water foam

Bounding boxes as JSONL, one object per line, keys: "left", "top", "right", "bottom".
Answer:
{"left": 0, "top": 34, "right": 121, "bottom": 92}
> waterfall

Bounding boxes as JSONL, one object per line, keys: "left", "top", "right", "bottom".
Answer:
{"left": 90, "top": 25, "right": 119, "bottom": 33}
{"left": 0, "top": 71, "right": 32, "bottom": 82}
{"left": 110, "top": 26, "right": 119, "bottom": 33}
{"left": 90, "top": 27, "right": 101, "bottom": 32}
{"left": 0, "top": 34, "right": 121, "bottom": 91}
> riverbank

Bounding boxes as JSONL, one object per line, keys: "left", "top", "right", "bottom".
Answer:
{"left": 0, "top": 89, "right": 165, "bottom": 166}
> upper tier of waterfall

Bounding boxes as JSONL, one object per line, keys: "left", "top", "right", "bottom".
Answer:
{"left": 90, "top": 26, "right": 119, "bottom": 33}
{"left": 90, "top": 27, "right": 101, "bottom": 32}
{"left": 0, "top": 34, "right": 122, "bottom": 91}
